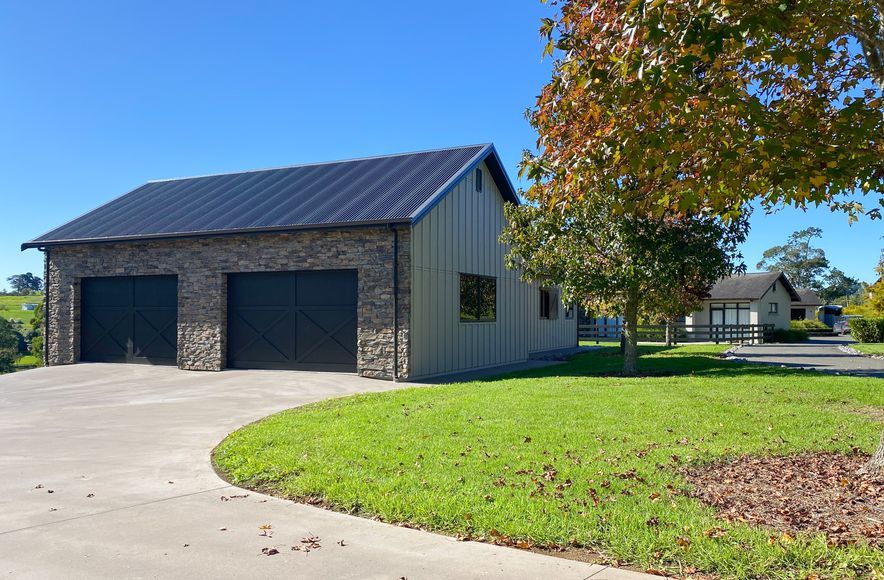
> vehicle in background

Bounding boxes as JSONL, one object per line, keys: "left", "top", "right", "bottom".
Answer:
{"left": 833, "top": 315, "right": 862, "bottom": 335}
{"left": 818, "top": 304, "right": 844, "bottom": 327}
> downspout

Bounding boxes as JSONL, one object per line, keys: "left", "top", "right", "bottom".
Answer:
{"left": 390, "top": 225, "right": 399, "bottom": 382}
{"left": 43, "top": 247, "right": 50, "bottom": 367}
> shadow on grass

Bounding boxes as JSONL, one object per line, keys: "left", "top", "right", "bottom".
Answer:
{"left": 472, "top": 345, "right": 805, "bottom": 383}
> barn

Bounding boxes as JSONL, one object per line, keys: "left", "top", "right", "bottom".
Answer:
{"left": 23, "top": 144, "right": 577, "bottom": 380}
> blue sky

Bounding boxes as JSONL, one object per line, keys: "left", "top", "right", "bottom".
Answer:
{"left": 0, "top": 0, "right": 880, "bottom": 290}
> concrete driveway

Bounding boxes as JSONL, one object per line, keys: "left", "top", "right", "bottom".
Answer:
{"left": 735, "top": 336, "right": 884, "bottom": 378}
{"left": 0, "top": 364, "right": 641, "bottom": 579}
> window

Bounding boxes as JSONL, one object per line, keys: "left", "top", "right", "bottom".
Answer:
{"left": 565, "top": 303, "right": 575, "bottom": 319}
{"left": 710, "top": 303, "right": 750, "bottom": 325}
{"left": 460, "top": 274, "right": 496, "bottom": 322}
{"left": 539, "top": 287, "right": 558, "bottom": 319}
{"left": 475, "top": 168, "right": 483, "bottom": 192}
{"left": 769, "top": 302, "right": 778, "bottom": 314}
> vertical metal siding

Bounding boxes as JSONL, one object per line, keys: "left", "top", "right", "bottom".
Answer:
{"left": 410, "top": 162, "right": 577, "bottom": 379}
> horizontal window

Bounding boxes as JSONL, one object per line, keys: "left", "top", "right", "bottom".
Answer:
{"left": 460, "top": 274, "right": 496, "bottom": 322}
{"left": 711, "top": 302, "right": 750, "bottom": 325}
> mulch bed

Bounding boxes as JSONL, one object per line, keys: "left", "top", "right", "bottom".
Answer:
{"left": 684, "top": 452, "right": 884, "bottom": 546}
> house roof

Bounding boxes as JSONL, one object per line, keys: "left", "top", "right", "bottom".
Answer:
{"left": 707, "top": 272, "right": 802, "bottom": 302}
{"left": 22, "top": 143, "right": 518, "bottom": 249}
{"left": 794, "top": 287, "right": 824, "bottom": 306}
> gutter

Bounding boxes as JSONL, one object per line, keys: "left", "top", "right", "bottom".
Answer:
{"left": 21, "top": 219, "right": 413, "bottom": 251}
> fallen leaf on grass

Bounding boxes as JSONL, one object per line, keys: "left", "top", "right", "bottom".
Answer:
{"left": 703, "top": 526, "right": 727, "bottom": 538}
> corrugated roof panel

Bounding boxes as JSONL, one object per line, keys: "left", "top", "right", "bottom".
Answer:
{"left": 24, "top": 143, "right": 517, "bottom": 248}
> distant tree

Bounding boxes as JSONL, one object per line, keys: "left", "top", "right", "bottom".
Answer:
{"left": 0, "top": 317, "right": 20, "bottom": 374}
{"left": 756, "top": 228, "right": 829, "bottom": 289}
{"left": 866, "top": 251, "right": 884, "bottom": 315}
{"left": 819, "top": 268, "right": 862, "bottom": 303}
{"left": 503, "top": 200, "right": 748, "bottom": 374}
{"left": 6, "top": 273, "right": 43, "bottom": 295}
{"left": 28, "top": 301, "right": 44, "bottom": 364}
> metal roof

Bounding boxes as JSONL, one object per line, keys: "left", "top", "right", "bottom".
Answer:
{"left": 23, "top": 143, "right": 518, "bottom": 249}
{"left": 707, "top": 272, "right": 802, "bottom": 302}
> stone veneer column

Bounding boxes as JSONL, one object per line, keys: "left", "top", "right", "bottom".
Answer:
{"left": 177, "top": 270, "right": 225, "bottom": 370}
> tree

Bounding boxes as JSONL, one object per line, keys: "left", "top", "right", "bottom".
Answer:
{"left": 0, "top": 317, "right": 20, "bottom": 374}
{"left": 28, "top": 301, "right": 44, "bottom": 365}
{"left": 6, "top": 273, "right": 43, "bottom": 295}
{"left": 503, "top": 199, "right": 748, "bottom": 374}
{"left": 526, "top": 0, "right": 883, "bottom": 470}
{"left": 819, "top": 268, "right": 862, "bottom": 303}
{"left": 529, "top": 0, "right": 882, "bottom": 222}
{"left": 756, "top": 228, "right": 830, "bottom": 288}
{"left": 866, "top": 250, "right": 884, "bottom": 315}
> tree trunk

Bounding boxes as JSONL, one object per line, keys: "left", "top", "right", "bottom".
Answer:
{"left": 622, "top": 284, "right": 640, "bottom": 375}
{"left": 665, "top": 320, "right": 672, "bottom": 347}
{"left": 859, "top": 430, "right": 884, "bottom": 475}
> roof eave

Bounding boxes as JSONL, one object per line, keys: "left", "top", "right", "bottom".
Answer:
{"left": 775, "top": 272, "right": 803, "bottom": 302}
{"left": 21, "top": 218, "right": 412, "bottom": 250}
{"left": 409, "top": 144, "right": 519, "bottom": 225}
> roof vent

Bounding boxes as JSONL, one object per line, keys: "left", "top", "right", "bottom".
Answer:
{"left": 475, "top": 168, "right": 483, "bottom": 192}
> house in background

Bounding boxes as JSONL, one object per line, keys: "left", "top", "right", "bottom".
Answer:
{"left": 685, "top": 271, "right": 800, "bottom": 331}
{"left": 23, "top": 144, "right": 577, "bottom": 381}
{"left": 791, "top": 288, "right": 824, "bottom": 321}
{"left": 21, "top": 303, "right": 37, "bottom": 311}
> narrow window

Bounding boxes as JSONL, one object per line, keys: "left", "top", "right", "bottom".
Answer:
{"left": 565, "top": 303, "right": 575, "bottom": 319}
{"left": 460, "top": 274, "right": 496, "bottom": 322}
{"left": 475, "top": 168, "right": 483, "bottom": 192}
{"left": 540, "top": 288, "right": 556, "bottom": 319}
{"left": 769, "top": 302, "right": 778, "bottom": 314}
{"left": 540, "top": 289, "right": 550, "bottom": 319}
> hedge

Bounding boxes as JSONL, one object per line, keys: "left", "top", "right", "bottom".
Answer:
{"left": 790, "top": 319, "right": 829, "bottom": 330}
{"left": 849, "top": 317, "right": 884, "bottom": 343}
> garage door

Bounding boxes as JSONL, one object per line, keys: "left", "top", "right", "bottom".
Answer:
{"left": 80, "top": 276, "right": 178, "bottom": 365}
{"left": 227, "top": 270, "right": 357, "bottom": 372}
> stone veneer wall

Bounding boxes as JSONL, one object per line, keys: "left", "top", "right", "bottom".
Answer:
{"left": 45, "top": 227, "right": 411, "bottom": 380}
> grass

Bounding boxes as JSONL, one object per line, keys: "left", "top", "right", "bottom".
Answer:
{"left": 0, "top": 295, "right": 42, "bottom": 331}
{"left": 214, "top": 345, "right": 884, "bottom": 578}
{"left": 13, "top": 354, "right": 39, "bottom": 368}
{"left": 853, "top": 343, "right": 884, "bottom": 356}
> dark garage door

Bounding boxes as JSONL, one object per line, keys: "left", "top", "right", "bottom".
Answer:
{"left": 227, "top": 270, "right": 358, "bottom": 372}
{"left": 81, "top": 276, "right": 178, "bottom": 365}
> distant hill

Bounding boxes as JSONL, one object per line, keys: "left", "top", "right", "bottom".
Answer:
{"left": 0, "top": 294, "right": 43, "bottom": 331}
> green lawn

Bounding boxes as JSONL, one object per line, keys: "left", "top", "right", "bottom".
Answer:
{"left": 853, "top": 343, "right": 884, "bottom": 356}
{"left": 214, "top": 346, "right": 884, "bottom": 578}
{"left": 13, "top": 354, "right": 39, "bottom": 368}
{"left": 0, "top": 295, "right": 42, "bottom": 330}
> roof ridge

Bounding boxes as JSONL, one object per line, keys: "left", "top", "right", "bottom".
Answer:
{"left": 145, "top": 143, "right": 493, "bottom": 184}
